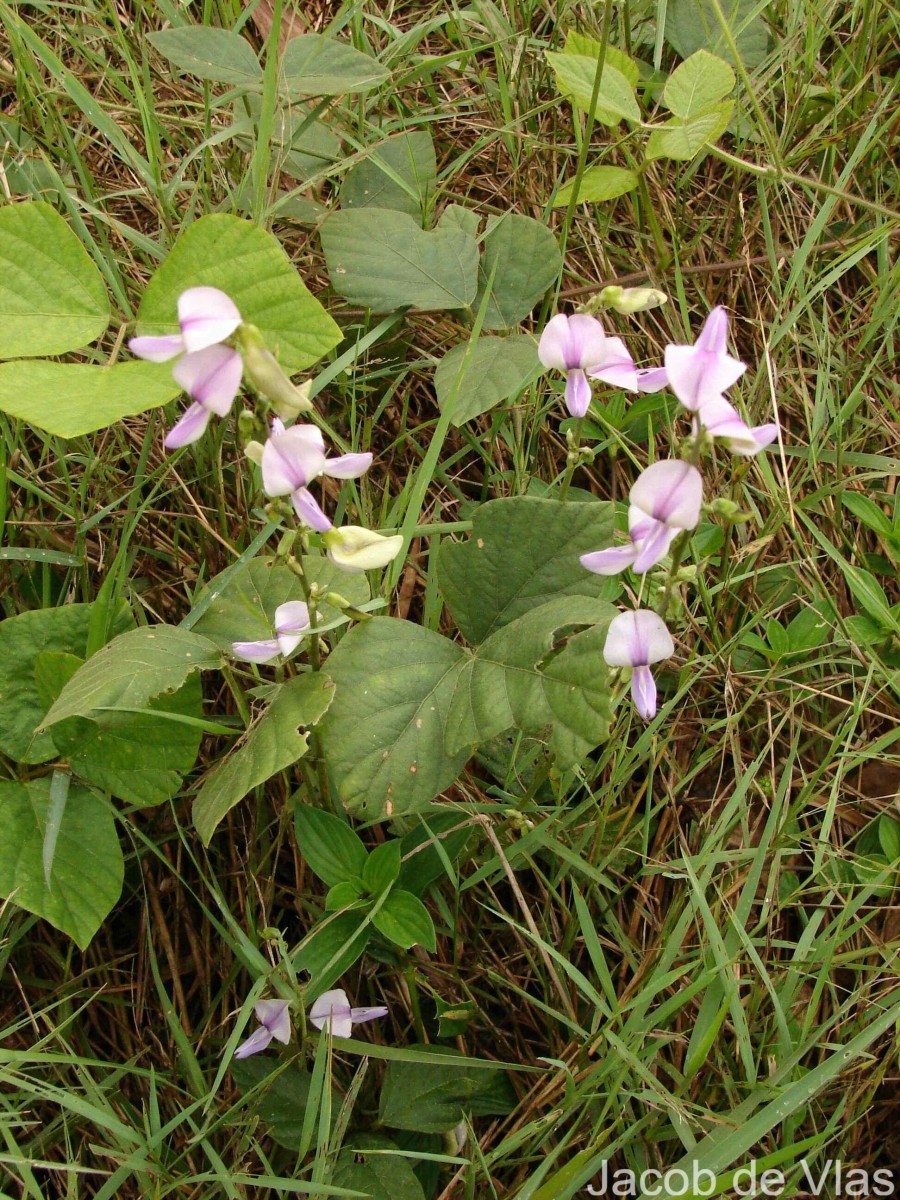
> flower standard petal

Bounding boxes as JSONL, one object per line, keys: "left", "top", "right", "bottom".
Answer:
{"left": 274, "top": 602, "right": 311, "bottom": 635}
{"left": 177, "top": 286, "right": 242, "bottom": 352}
{"left": 564, "top": 314, "right": 607, "bottom": 368}
{"left": 695, "top": 305, "right": 729, "bottom": 354}
{"left": 538, "top": 314, "right": 576, "bottom": 370}
{"left": 663, "top": 307, "right": 746, "bottom": 412}
{"left": 234, "top": 1024, "right": 274, "bottom": 1059}
{"left": 231, "top": 638, "right": 281, "bottom": 663}
{"left": 172, "top": 345, "right": 243, "bottom": 417}
{"left": 164, "top": 402, "right": 212, "bottom": 449}
{"left": 630, "top": 460, "right": 703, "bottom": 529}
{"left": 129, "top": 334, "right": 186, "bottom": 362}
{"left": 323, "top": 452, "right": 374, "bottom": 480}
{"left": 580, "top": 546, "right": 639, "bottom": 575}
{"left": 255, "top": 999, "right": 291, "bottom": 1044}
{"left": 603, "top": 610, "right": 673, "bottom": 668}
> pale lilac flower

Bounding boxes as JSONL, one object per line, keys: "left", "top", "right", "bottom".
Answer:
{"left": 234, "top": 998, "right": 291, "bottom": 1059}
{"left": 695, "top": 395, "right": 777, "bottom": 457}
{"left": 309, "top": 989, "right": 388, "bottom": 1039}
{"left": 603, "top": 610, "right": 674, "bottom": 721}
{"left": 586, "top": 335, "right": 639, "bottom": 393}
{"left": 540, "top": 314, "right": 639, "bottom": 415}
{"left": 663, "top": 306, "right": 746, "bottom": 412}
{"left": 635, "top": 365, "right": 670, "bottom": 393}
{"left": 129, "top": 286, "right": 242, "bottom": 362}
{"left": 164, "top": 344, "right": 244, "bottom": 448}
{"left": 581, "top": 460, "right": 703, "bottom": 576}
{"left": 232, "top": 601, "right": 311, "bottom": 663}
{"left": 260, "top": 419, "right": 372, "bottom": 532}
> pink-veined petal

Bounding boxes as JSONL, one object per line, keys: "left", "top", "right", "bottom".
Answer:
{"left": 538, "top": 314, "right": 574, "bottom": 370}
{"left": 234, "top": 1025, "right": 274, "bottom": 1059}
{"left": 274, "top": 601, "right": 311, "bottom": 634}
{"left": 539, "top": 313, "right": 607, "bottom": 370}
{"left": 631, "top": 520, "right": 678, "bottom": 573}
{"left": 630, "top": 460, "right": 703, "bottom": 529}
{"left": 635, "top": 365, "right": 669, "bottom": 393}
{"left": 310, "top": 990, "right": 354, "bottom": 1038}
{"left": 604, "top": 610, "right": 674, "bottom": 668}
{"left": 580, "top": 546, "right": 639, "bottom": 575}
{"left": 349, "top": 1006, "right": 389, "bottom": 1025}
{"left": 586, "top": 336, "right": 638, "bottom": 392}
{"left": 164, "top": 402, "right": 211, "bottom": 449}
{"left": 231, "top": 638, "right": 281, "bottom": 663}
{"left": 664, "top": 344, "right": 746, "bottom": 411}
{"left": 631, "top": 665, "right": 658, "bottom": 720}
{"left": 695, "top": 306, "right": 729, "bottom": 354}
{"left": 292, "top": 487, "right": 333, "bottom": 532}
{"left": 129, "top": 333, "right": 185, "bottom": 362}
{"left": 172, "top": 345, "right": 243, "bottom": 416}
{"left": 255, "top": 1000, "right": 291, "bottom": 1044}
{"left": 324, "top": 452, "right": 373, "bottom": 480}
{"left": 177, "top": 286, "right": 241, "bottom": 352}
{"left": 261, "top": 432, "right": 325, "bottom": 495}
{"left": 565, "top": 368, "right": 591, "bottom": 417}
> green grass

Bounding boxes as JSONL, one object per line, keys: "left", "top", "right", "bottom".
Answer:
{"left": 1, "top": 0, "right": 899, "bottom": 1196}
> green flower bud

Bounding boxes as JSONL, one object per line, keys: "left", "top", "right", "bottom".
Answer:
{"left": 599, "top": 285, "right": 668, "bottom": 314}
{"left": 243, "top": 342, "right": 314, "bottom": 420}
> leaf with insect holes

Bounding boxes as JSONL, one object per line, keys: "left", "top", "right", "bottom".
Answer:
{"left": 136, "top": 215, "right": 341, "bottom": 370}
{"left": 0, "top": 777, "right": 123, "bottom": 949}
{"left": 148, "top": 27, "right": 262, "bottom": 87}
{"left": 0, "top": 201, "right": 110, "bottom": 358}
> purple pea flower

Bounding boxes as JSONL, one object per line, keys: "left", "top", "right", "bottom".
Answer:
{"left": 260, "top": 419, "right": 373, "bottom": 532}
{"left": 164, "top": 344, "right": 244, "bottom": 448}
{"left": 603, "top": 610, "right": 675, "bottom": 721}
{"left": 129, "top": 286, "right": 242, "bottom": 362}
{"left": 694, "top": 394, "right": 778, "bottom": 457}
{"left": 309, "top": 989, "right": 388, "bottom": 1040}
{"left": 539, "top": 314, "right": 640, "bottom": 416}
{"left": 580, "top": 460, "right": 703, "bottom": 576}
{"left": 232, "top": 600, "right": 311, "bottom": 663}
{"left": 663, "top": 306, "right": 746, "bottom": 412}
{"left": 234, "top": 999, "right": 291, "bottom": 1059}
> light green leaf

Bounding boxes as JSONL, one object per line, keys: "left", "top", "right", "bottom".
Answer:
{"left": 645, "top": 102, "right": 734, "bottom": 161}
{"left": 0, "top": 603, "right": 131, "bottom": 764}
{"left": 562, "top": 32, "right": 640, "bottom": 87}
{"left": 663, "top": 50, "right": 735, "bottom": 118}
{"left": 318, "top": 618, "right": 469, "bottom": 820}
{"left": 147, "top": 26, "right": 262, "bottom": 87}
{"left": 666, "top": 0, "right": 771, "bottom": 68}
{"left": 193, "top": 674, "right": 334, "bottom": 843}
{"left": 281, "top": 33, "right": 390, "bottom": 96}
{"left": 42, "top": 625, "right": 221, "bottom": 727}
{"left": 437, "top": 203, "right": 480, "bottom": 240}
{"left": 553, "top": 164, "right": 640, "bottom": 206}
{"left": 0, "top": 360, "right": 182, "bottom": 438}
{"left": 340, "top": 131, "right": 436, "bottom": 221}
{"left": 333, "top": 1136, "right": 426, "bottom": 1200}
{"left": 844, "top": 564, "right": 900, "bottom": 633}
{"left": 379, "top": 1047, "right": 516, "bottom": 1133}
{"left": 475, "top": 214, "right": 562, "bottom": 330}
{"left": 372, "top": 889, "right": 436, "bottom": 951}
{"left": 437, "top": 496, "right": 615, "bottom": 644}
{"left": 545, "top": 50, "right": 640, "bottom": 124}
{"left": 444, "top": 596, "right": 615, "bottom": 760}
{"left": 136, "top": 214, "right": 341, "bottom": 371}
{"left": 190, "top": 555, "right": 369, "bottom": 652}
{"left": 53, "top": 677, "right": 204, "bottom": 807}
{"left": 434, "top": 335, "right": 538, "bottom": 425}
{"left": 0, "top": 201, "right": 109, "bottom": 358}
{"left": 0, "top": 777, "right": 123, "bottom": 949}
{"left": 320, "top": 208, "right": 479, "bottom": 312}
{"left": 294, "top": 806, "right": 368, "bottom": 887}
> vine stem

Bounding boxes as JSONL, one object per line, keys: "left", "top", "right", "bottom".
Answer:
{"left": 558, "top": 417, "right": 585, "bottom": 501}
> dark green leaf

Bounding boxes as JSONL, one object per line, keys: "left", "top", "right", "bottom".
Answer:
{"left": 379, "top": 1047, "right": 516, "bottom": 1133}
{"left": 474, "top": 214, "right": 562, "bottom": 330}
{"left": 332, "top": 1135, "right": 425, "bottom": 1200}
{"left": 397, "top": 813, "right": 473, "bottom": 896}
{"left": 295, "top": 806, "right": 368, "bottom": 886}
{"left": 434, "top": 335, "right": 538, "bottom": 425}
{"left": 363, "top": 840, "right": 402, "bottom": 894}
{"left": 372, "top": 889, "right": 436, "bottom": 951}
{"left": 340, "top": 132, "right": 436, "bottom": 221}
{"left": 232, "top": 1058, "right": 335, "bottom": 1149}
{"left": 294, "top": 911, "right": 370, "bottom": 998}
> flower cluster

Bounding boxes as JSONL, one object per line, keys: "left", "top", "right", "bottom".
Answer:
{"left": 233, "top": 988, "right": 388, "bottom": 1059}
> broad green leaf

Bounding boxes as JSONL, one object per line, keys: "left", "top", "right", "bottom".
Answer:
{"left": 437, "top": 203, "right": 480, "bottom": 239}
{"left": 294, "top": 911, "right": 370, "bottom": 998}
{"left": 545, "top": 51, "right": 640, "bottom": 124}
{"left": 326, "top": 880, "right": 366, "bottom": 910}
{"left": 333, "top": 1135, "right": 425, "bottom": 1200}
{"left": 437, "top": 496, "right": 615, "bottom": 644}
{"left": 233, "top": 96, "right": 341, "bottom": 183}
{"left": 340, "top": 131, "right": 436, "bottom": 221}
{"left": 0, "top": 603, "right": 130, "bottom": 764}
{"left": 0, "top": 360, "right": 182, "bottom": 437}
{"left": 294, "top": 806, "right": 368, "bottom": 887}
{"left": 318, "top": 618, "right": 469, "bottom": 820}
{"left": 372, "top": 889, "right": 436, "bottom": 951}
{"left": 663, "top": 49, "right": 735, "bottom": 118}
{"left": 53, "top": 677, "right": 204, "bottom": 807}
{"left": 193, "top": 674, "right": 334, "bottom": 843}
{"left": 553, "top": 164, "right": 639, "bottom": 206}
{"left": 363, "top": 840, "right": 402, "bottom": 895}
{"left": 666, "top": 0, "right": 772, "bottom": 68}
{"left": 147, "top": 26, "right": 262, "bottom": 87}
{"left": 645, "top": 102, "right": 733, "bottom": 161}
{"left": 281, "top": 33, "right": 390, "bottom": 96}
{"left": 379, "top": 1047, "right": 516, "bottom": 1133}
{"left": 191, "top": 555, "right": 369, "bottom": 651}
{"left": 136, "top": 214, "right": 341, "bottom": 370}
{"left": 879, "top": 815, "right": 900, "bottom": 862}
{"left": 232, "top": 1058, "right": 335, "bottom": 1150}
{"left": 474, "top": 214, "right": 562, "bottom": 330}
{"left": 0, "top": 777, "right": 123, "bottom": 949}
{"left": 320, "top": 208, "right": 479, "bottom": 312}
{"left": 841, "top": 493, "right": 894, "bottom": 540}
{"left": 42, "top": 625, "right": 221, "bottom": 727}
{"left": 434, "top": 335, "right": 538, "bottom": 425}
{"left": 444, "top": 596, "right": 615, "bottom": 762}
{"left": 397, "top": 813, "right": 473, "bottom": 896}
{"left": 562, "top": 32, "right": 640, "bottom": 87}
{"left": 0, "top": 201, "right": 109, "bottom": 358}
{"left": 844, "top": 564, "right": 900, "bottom": 633}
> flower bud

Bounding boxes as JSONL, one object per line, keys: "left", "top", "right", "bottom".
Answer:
{"left": 244, "top": 439, "right": 265, "bottom": 466}
{"left": 243, "top": 341, "right": 314, "bottom": 419}
{"left": 709, "top": 497, "right": 743, "bottom": 520}
{"left": 598, "top": 285, "right": 668, "bottom": 314}
{"left": 322, "top": 526, "right": 404, "bottom": 573}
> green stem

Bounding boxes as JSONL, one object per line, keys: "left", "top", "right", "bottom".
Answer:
{"left": 558, "top": 417, "right": 585, "bottom": 501}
